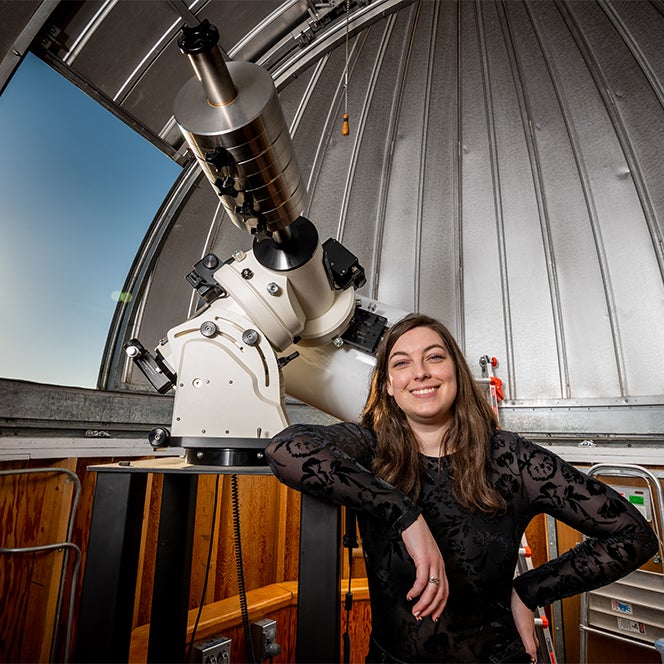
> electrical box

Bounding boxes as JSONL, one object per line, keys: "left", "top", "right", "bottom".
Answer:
{"left": 191, "top": 635, "right": 231, "bottom": 664}
{"left": 251, "top": 618, "right": 281, "bottom": 660}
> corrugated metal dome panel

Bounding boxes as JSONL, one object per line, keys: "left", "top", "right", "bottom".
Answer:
{"left": 4, "top": 0, "right": 661, "bottom": 436}
{"left": 277, "top": 0, "right": 664, "bottom": 404}
{"left": 120, "top": 0, "right": 664, "bottom": 418}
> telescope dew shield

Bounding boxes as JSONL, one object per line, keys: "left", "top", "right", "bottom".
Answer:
{"left": 175, "top": 20, "right": 306, "bottom": 236}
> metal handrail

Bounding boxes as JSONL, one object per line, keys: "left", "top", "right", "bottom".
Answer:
{"left": 587, "top": 463, "right": 664, "bottom": 558}
{"left": 0, "top": 467, "right": 82, "bottom": 663}
{"left": 579, "top": 463, "right": 664, "bottom": 663}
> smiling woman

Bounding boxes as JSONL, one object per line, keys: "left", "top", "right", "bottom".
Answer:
{"left": 265, "top": 312, "right": 658, "bottom": 664}
{"left": 0, "top": 53, "right": 181, "bottom": 388}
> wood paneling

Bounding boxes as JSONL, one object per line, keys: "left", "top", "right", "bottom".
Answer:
{"left": 3, "top": 457, "right": 660, "bottom": 663}
{"left": 525, "top": 513, "right": 548, "bottom": 569}
{"left": 0, "top": 459, "right": 305, "bottom": 661}
{"left": 129, "top": 579, "right": 372, "bottom": 663}
{"left": 132, "top": 472, "right": 303, "bottom": 627}
{"left": 587, "top": 633, "right": 661, "bottom": 664}
{"left": 1, "top": 459, "right": 79, "bottom": 662}
{"left": 341, "top": 587, "right": 373, "bottom": 663}
{"left": 134, "top": 472, "right": 162, "bottom": 628}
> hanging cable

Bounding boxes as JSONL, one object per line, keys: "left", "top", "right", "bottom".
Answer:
{"left": 232, "top": 474, "right": 257, "bottom": 663}
{"left": 186, "top": 475, "right": 221, "bottom": 661}
{"left": 342, "top": 0, "right": 350, "bottom": 136}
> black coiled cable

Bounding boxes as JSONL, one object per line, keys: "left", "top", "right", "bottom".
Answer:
{"left": 232, "top": 473, "right": 257, "bottom": 663}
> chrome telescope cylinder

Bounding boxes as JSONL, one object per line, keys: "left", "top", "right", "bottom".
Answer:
{"left": 178, "top": 21, "right": 237, "bottom": 107}
{"left": 175, "top": 20, "right": 306, "bottom": 237}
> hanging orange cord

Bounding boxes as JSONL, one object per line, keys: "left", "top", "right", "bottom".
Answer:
{"left": 342, "top": 0, "right": 350, "bottom": 136}
{"left": 342, "top": 113, "right": 350, "bottom": 136}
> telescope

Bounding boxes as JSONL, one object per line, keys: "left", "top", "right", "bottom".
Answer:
{"left": 127, "top": 19, "right": 405, "bottom": 465}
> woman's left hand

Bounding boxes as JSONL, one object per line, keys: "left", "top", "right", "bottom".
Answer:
{"left": 511, "top": 588, "right": 538, "bottom": 662}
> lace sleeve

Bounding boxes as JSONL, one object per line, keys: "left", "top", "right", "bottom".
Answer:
{"left": 266, "top": 422, "right": 422, "bottom": 537}
{"left": 509, "top": 434, "right": 659, "bottom": 610}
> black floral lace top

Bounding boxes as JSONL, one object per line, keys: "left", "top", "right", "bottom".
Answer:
{"left": 266, "top": 423, "right": 658, "bottom": 663}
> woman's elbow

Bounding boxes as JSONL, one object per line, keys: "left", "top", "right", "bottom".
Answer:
{"left": 265, "top": 426, "right": 303, "bottom": 484}
{"left": 264, "top": 436, "right": 279, "bottom": 462}
{"left": 265, "top": 436, "right": 286, "bottom": 479}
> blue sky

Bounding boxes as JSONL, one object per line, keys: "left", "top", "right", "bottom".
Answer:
{"left": 0, "top": 53, "right": 181, "bottom": 388}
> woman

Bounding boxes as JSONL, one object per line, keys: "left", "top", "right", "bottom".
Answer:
{"left": 266, "top": 314, "right": 658, "bottom": 663}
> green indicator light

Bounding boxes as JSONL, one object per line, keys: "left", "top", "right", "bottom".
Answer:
{"left": 629, "top": 496, "right": 645, "bottom": 505}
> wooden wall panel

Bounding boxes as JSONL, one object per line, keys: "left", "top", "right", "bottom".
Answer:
{"left": 129, "top": 580, "right": 372, "bottom": 663}
{"left": 524, "top": 514, "right": 548, "bottom": 569}
{"left": 5, "top": 456, "right": 659, "bottom": 663}
{"left": 189, "top": 474, "right": 221, "bottom": 609}
{"left": 587, "top": 633, "right": 662, "bottom": 664}
{"left": 1, "top": 459, "right": 79, "bottom": 662}
{"left": 281, "top": 484, "right": 301, "bottom": 581}
{"left": 56, "top": 457, "right": 116, "bottom": 661}
{"left": 1, "top": 543, "right": 46, "bottom": 662}
{"left": 133, "top": 472, "right": 162, "bottom": 629}
{"left": 214, "top": 475, "right": 279, "bottom": 599}
{"left": 131, "top": 473, "right": 304, "bottom": 629}
{"left": 341, "top": 594, "right": 372, "bottom": 662}
{"left": 275, "top": 483, "right": 301, "bottom": 582}
{"left": 0, "top": 461, "right": 305, "bottom": 660}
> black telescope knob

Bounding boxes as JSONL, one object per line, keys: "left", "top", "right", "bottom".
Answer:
{"left": 178, "top": 19, "right": 219, "bottom": 54}
{"left": 148, "top": 427, "right": 171, "bottom": 448}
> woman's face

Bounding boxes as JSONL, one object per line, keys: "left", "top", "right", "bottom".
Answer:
{"left": 386, "top": 326, "right": 458, "bottom": 431}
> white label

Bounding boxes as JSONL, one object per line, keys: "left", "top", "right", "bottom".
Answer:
{"left": 617, "top": 618, "right": 646, "bottom": 635}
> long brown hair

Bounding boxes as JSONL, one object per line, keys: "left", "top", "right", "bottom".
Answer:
{"left": 361, "top": 314, "right": 505, "bottom": 514}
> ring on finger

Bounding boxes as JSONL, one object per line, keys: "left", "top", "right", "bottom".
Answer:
{"left": 428, "top": 576, "right": 440, "bottom": 585}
